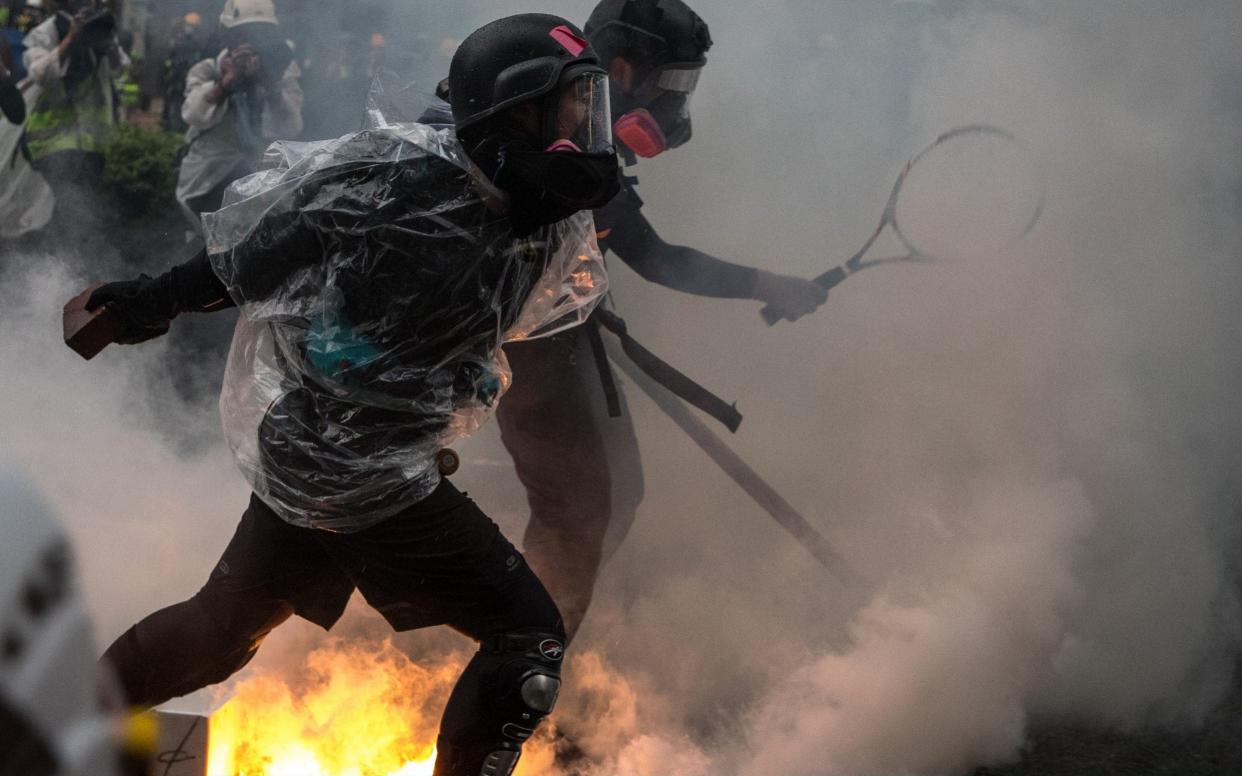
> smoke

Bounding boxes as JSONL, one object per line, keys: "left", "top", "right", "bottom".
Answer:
{"left": 0, "top": 261, "right": 244, "bottom": 636}
{"left": 525, "top": 0, "right": 1242, "bottom": 773}
{"left": 3, "top": 1, "right": 1242, "bottom": 774}
{"left": 569, "top": 1, "right": 1242, "bottom": 773}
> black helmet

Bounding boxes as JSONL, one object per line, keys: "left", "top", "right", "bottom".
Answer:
{"left": 584, "top": 0, "right": 712, "bottom": 70}
{"left": 448, "top": 14, "right": 606, "bottom": 136}
{"left": 585, "top": 0, "right": 710, "bottom": 159}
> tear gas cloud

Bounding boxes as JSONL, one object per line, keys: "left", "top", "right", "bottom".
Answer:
{"left": 2, "top": 1, "right": 1242, "bottom": 774}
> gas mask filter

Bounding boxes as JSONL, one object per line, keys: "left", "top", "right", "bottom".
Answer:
{"left": 613, "top": 62, "right": 702, "bottom": 158}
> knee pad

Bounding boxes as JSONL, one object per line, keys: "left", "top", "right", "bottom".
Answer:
{"left": 492, "top": 631, "right": 563, "bottom": 743}
{"left": 434, "top": 628, "right": 565, "bottom": 776}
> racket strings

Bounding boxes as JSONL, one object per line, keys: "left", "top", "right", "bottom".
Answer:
{"left": 892, "top": 130, "right": 1043, "bottom": 262}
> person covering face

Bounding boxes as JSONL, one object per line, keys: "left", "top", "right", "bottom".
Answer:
{"left": 74, "top": 14, "right": 619, "bottom": 776}
{"left": 174, "top": 0, "right": 303, "bottom": 229}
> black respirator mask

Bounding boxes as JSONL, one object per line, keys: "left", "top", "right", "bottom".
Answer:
{"left": 476, "top": 72, "right": 621, "bottom": 235}
{"left": 492, "top": 141, "right": 620, "bottom": 235}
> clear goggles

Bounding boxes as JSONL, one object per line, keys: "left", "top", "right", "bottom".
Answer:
{"left": 652, "top": 64, "right": 704, "bottom": 95}
{"left": 549, "top": 71, "right": 614, "bottom": 155}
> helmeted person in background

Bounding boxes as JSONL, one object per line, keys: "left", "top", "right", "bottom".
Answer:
{"left": 159, "top": 12, "right": 205, "bottom": 133}
{"left": 0, "top": 454, "right": 123, "bottom": 776}
{"left": 492, "top": 0, "right": 829, "bottom": 642}
{"left": 3, "top": 0, "right": 48, "bottom": 82}
{"left": 79, "top": 14, "right": 619, "bottom": 776}
{"left": 21, "top": 0, "right": 128, "bottom": 234}
{"left": 174, "top": 0, "right": 302, "bottom": 231}
{"left": 17, "top": 0, "right": 48, "bottom": 33}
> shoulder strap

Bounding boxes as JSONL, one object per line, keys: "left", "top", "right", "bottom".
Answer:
{"left": 594, "top": 308, "right": 743, "bottom": 432}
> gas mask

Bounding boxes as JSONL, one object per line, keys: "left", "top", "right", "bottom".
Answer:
{"left": 475, "top": 71, "right": 621, "bottom": 235}
{"left": 613, "top": 62, "right": 702, "bottom": 159}
{"left": 493, "top": 142, "right": 620, "bottom": 235}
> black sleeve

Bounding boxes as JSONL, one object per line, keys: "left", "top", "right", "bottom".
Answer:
{"left": 216, "top": 205, "right": 324, "bottom": 302}
{"left": 145, "top": 175, "right": 330, "bottom": 317}
{"left": 593, "top": 180, "right": 760, "bottom": 300}
{"left": 147, "top": 159, "right": 444, "bottom": 319}
{"left": 145, "top": 246, "right": 234, "bottom": 317}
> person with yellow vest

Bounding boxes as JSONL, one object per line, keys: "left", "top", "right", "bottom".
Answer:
{"left": 22, "top": 0, "right": 127, "bottom": 234}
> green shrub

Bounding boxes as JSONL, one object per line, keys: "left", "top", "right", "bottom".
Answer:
{"left": 102, "top": 123, "right": 184, "bottom": 221}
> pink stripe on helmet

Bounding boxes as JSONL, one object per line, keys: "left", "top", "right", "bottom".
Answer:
{"left": 550, "top": 25, "right": 588, "bottom": 56}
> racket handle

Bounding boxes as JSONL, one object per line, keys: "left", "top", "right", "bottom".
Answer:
{"left": 760, "top": 265, "right": 848, "bottom": 327}
{"left": 811, "top": 264, "right": 850, "bottom": 290}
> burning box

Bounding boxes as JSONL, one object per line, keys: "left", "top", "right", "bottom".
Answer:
{"left": 151, "top": 709, "right": 210, "bottom": 776}
{"left": 142, "top": 641, "right": 455, "bottom": 776}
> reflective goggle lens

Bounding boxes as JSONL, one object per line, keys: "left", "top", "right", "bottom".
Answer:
{"left": 655, "top": 67, "right": 702, "bottom": 94}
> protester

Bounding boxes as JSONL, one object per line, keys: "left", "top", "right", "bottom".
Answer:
{"left": 491, "top": 0, "right": 829, "bottom": 641}
{"left": 21, "top": 0, "right": 128, "bottom": 236}
{"left": 80, "top": 14, "right": 619, "bottom": 776}
{"left": 18, "top": 0, "right": 47, "bottom": 30}
{"left": 2, "top": 0, "right": 47, "bottom": 82}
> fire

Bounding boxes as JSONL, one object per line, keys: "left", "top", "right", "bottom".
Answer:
{"left": 199, "top": 638, "right": 607, "bottom": 776}
{"left": 205, "top": 639, "right": 465, "bottom": 776}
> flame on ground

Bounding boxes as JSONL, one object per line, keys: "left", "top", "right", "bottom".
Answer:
{"left": 200, "top": 638, "right": 645, "bottom": 776}
{"left": 205, "top": 639, "right": 464, "bottom": 776}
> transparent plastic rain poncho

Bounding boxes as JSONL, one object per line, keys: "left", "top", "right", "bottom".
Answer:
{"left": 202, "top": 86, "right": 607, "bottom": 531}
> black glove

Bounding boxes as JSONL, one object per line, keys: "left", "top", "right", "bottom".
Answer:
{"left": 753, "top": 270, "right": 829, "bottom": 322}
{"left": 85, "top": 276, "right": 174, "bottom": 344}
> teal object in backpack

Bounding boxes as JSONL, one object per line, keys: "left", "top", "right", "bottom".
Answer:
{"left": 303, "top": 309, "right": 383, "bottom": 386}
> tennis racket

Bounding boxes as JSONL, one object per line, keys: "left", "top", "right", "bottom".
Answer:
{"left": 762, "top": 123, "right": 1044, "bottom": 325}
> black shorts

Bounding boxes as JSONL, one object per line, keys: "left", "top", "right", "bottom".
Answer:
{"left": 198, "top": 479, "right": 561, "bottom": 641}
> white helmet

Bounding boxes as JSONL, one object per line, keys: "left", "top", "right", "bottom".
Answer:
{"left": 219, "top": 0, "right": 278, "bottom": 28}
{"left": 0, "top": 455, "right": 118, "bottom": 776}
